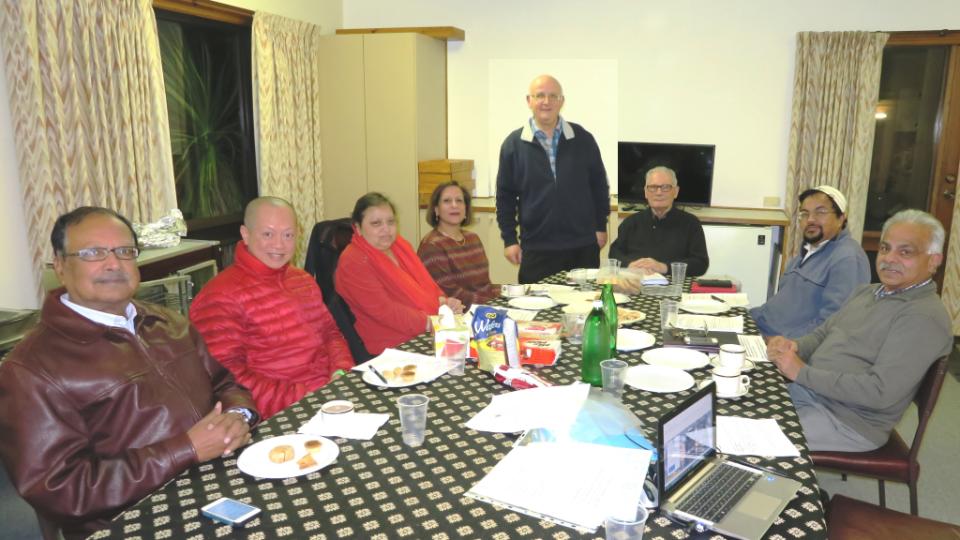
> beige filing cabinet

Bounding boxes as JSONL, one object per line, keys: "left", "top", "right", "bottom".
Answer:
{"left": 317, "top": 33, "right": 447, "bottom": 244}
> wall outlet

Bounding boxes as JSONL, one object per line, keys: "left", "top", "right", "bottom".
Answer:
{"left": 762, "top": 196, "right": 780, "bottom": 208}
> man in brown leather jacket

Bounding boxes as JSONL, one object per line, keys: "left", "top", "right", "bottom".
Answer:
{"left": 0, "top": 207, "right": 259, "bottom": 540}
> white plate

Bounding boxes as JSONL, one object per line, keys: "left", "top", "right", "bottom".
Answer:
{"left": 641, "top": 347, "right": 710, "bottom": 370}
{"left": 625, "top": 365, "right": 695, "bottom": 393}
{"left": 562, "top": 301, "right": 593, "bottom": 315}
{"left": 508, "top": 296, "right": 557, "bottom": 310}
{"left": 698, "top": 379, "right": 749, "bottom": 399}
{"left": 617, "top": 329, "right": 656, "bottom": 351}
{"left": 237, "top": 434, "right": 339, "bottom": 479}
{"left": 362, "top": 359, "right": 447, "bottom": 388}
{"left": 678, "top": 300, "right": 729, "bottom": 315}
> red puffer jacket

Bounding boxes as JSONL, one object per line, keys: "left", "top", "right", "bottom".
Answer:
{"left": 190, "top": 242, "right": 354, "bottom": 418}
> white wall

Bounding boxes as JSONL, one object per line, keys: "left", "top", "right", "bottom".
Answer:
{"left": 343, "top": 0, "right": 960, "bottom": 205}
{"left": 0, "top": 0, "right": 342, "bottom": 309}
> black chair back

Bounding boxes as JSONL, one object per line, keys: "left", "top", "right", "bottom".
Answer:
{"left": 304, "top": 219, "right": 372, "bottom": 363}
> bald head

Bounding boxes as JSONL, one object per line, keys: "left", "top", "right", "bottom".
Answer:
{"left": 240, "top": 197, "right": 298, "bottom": 269}
{"left": 529, "top": 74, "right": 563, "bottom": 96}
{"left": 244, "top": 196, "right": 296, "bottom": 229}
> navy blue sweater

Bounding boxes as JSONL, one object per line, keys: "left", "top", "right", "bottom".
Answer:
{"left": 495, "top": 120, "right": 609, "bottom": 251}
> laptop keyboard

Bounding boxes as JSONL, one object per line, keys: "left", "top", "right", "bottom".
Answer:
{"left": 677, "top": 463, "right": 760, "bottom": 523}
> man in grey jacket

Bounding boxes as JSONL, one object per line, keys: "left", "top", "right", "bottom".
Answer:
{"left": 767, "top": 209, "right": 952, "bottom": 451}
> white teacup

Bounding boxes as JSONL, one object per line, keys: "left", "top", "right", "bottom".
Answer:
{"left": 502, "top": 284, "right": 526, "bottom": 297}
{"left": 717, "top": 344, "right": 745, "bottom": 375}
{"left": 712, "top": 370, "right": 750, "bottom": 397}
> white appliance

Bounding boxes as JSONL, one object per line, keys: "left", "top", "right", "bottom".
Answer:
{"left": 701, "top": 224, "right": 780, "bottom": 307}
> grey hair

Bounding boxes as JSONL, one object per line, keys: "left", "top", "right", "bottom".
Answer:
{"left": 881, "top": 209, "right": 945, "bottom": 254}
{"left": 645, "top": 166, "right": 678, "bottom": 186}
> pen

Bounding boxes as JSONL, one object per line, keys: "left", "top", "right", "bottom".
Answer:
{"left": 711, "top": 295, "right": 727, "bottom": 303}
{"left": 723, "top": 455, "right": 786, "bottom": 477}
{"left": 368, "top": 365, "right": 389, "bottom": 385}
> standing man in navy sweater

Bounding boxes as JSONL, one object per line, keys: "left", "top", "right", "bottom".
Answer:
{"left": 496, "top": 74, "right": 610, "bottom": 284}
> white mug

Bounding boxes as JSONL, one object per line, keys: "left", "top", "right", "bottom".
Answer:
{"left": 717, "top": 344, "right": 745, "bottom": 375}
{"left": 712, "top": 370, "right": 750, "bottom": 396}
{"left": 501, "top": 284, "right": 526, "bottom": 297}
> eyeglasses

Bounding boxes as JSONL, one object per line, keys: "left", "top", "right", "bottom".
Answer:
{"left": 644, "top": 184, "right": 675, "bottom": 193}
{"left": 529, "top": 93, "right": 563, "bottom": 103}
{"left": 796, "top": 209, "right": 836, "bottom": 221}
{"left": 64, "top": 246, "right": 140, "bottom": 262}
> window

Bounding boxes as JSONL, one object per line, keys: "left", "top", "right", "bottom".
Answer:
{"left": 154, "top": 4, "right": 257, "bottom": 264}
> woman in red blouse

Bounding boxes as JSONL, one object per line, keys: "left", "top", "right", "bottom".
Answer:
{"left": 417, "top": 181, "right": 499, "bottom": 307}
{"left": 335, "top": 192, "right": 464, "bottom": 355}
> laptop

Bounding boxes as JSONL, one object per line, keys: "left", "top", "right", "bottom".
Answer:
{"left": 656, "top": 382, "right": 801, "bottom": 540}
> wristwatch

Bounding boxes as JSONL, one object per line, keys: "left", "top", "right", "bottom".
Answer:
{"left": 225, "top": 407, "right": 257, "bottom": 427}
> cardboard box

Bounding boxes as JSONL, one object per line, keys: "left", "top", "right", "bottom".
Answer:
{"left": 418, "top": 159, "right": 475, "bottom": 205}
{"left": 517, "top": 321, "right": 562, "bottom": 339}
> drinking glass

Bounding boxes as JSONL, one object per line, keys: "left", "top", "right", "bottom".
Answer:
{"left": 570, "top": 268, "right": 590, "bottom": 291}
{"left": 659, "top": 300, "right": 678, "bottom": 331}
{"left": 605, "top": 505, "right": 649, "bottom": 540}
{"left": 397, "top": 394, "right": 430, "bottom": 447}
{"left": 600, "top": 359, "right": 628, "bottom": 400}
{"left": 562, "top": 312, "right": 586, "bottom": 344}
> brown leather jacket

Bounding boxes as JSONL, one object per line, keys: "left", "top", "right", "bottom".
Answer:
{"left": 0, "top": 291, "right": 257, "bottom": 539}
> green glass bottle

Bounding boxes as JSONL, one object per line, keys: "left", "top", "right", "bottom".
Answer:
{"left": 601, "top": 283, "right": 618, "bottom": 356}
{"left": 580, "top": 300, "right": 610, "bottom": 386}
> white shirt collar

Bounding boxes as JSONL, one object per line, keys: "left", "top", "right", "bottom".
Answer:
{"left": 60, "top": 293, "right": 138, "bottom": 334}
{"left": 801, "top": 237, "right": 832, "bottom": 262}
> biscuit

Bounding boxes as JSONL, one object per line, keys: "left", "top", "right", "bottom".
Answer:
{"left": 297, "top": 453, "right": 317, "bottom": 470}
{"left": 304, "top": 439, "right": 323, "bottom": 456}
{"left": 268, "top": 444, "right": 294, "bottom": 464}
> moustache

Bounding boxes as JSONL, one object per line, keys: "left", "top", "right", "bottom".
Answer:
{"left": 93, "top": 273, "right": 130, "bottom": 284}
{"left": 877, "top": 262, "right": 901, "bottom": 273}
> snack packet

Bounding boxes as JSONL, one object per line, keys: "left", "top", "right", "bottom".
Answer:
{"left": 492, "top": 364, "right": 554, "bottom": 390}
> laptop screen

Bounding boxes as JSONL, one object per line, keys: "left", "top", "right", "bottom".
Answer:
{"left": 661, "top": 385, "right": 716, "bottom": 493}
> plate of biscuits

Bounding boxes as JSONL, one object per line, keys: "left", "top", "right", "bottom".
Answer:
{"left": 361, "top": 359, "right": 446, "bottom": 388}
{"left": 237, "top": 434, "right": 339, "bottom": 479}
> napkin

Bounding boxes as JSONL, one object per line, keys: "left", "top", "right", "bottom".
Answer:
{"left": 298, "top": 411, "right": 390, "bottom": 440}
{"left": 641, "top": 272, "right": 668, "bottom": 285}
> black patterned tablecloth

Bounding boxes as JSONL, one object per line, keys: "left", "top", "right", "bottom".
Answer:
{"left": 91, "top": 276, "right": 826, "bottom": 540}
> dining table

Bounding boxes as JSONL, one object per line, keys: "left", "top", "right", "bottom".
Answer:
{"left": 90, "top": 274, "right": 828, "bottom": 540}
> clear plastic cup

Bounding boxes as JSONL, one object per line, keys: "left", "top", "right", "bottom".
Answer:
{"left": 600, "top": 359, "right": 628, "bottom": 399}
{"left": 659, "top": 300, "right": 678, "bottom": 330}
{"left": 605, "top": 505, "right": 649, "bottom": 540}
{"left": 562, "top": 312, "right": 586, "bottom": 344}
{"left": 397, "top": 394, "right": 430, "bottom": 447}
{"left": 670, "top": 262, "right": 687, "bottom": 289}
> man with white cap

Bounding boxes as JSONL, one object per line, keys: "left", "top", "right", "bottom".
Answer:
{"left": 750, "top": 185, "right": 870, "bottom": 338}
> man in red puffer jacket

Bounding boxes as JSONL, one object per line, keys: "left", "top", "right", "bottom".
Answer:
{"left": 191, "top": 197, "right": 354, "bottom": 418}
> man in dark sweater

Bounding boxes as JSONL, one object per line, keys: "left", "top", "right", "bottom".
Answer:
{"left": 496, "top": 74, "right": 610, "bottom": 284}
{"left": 609, "top": 166, "right": 709, "bottom": 276}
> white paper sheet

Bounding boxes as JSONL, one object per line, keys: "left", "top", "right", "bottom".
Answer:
{"left": 298, "top": 411, "right": 390, "bottom": 440}
{"left": 737, "top": 334, "right": 769, "bottom": 362}
{"left": 466, "top": 441, "right": 652, "bottom": 531}
{"left": 682, "top": 292, "right": 750, "bottom": 307}
{"left": 675, "top": 314, "right": 744, "bottom": 333}
{"left": 465, "top": 383, "right": 590, "bottom": 433}
{"left": 716, "top": 416, "right": 800, "bottom": 457}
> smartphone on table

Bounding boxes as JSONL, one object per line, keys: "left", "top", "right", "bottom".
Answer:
{"left": 201, "top": 497, "right": 261, "bottom": 526}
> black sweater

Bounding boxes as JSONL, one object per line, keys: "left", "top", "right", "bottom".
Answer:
{"left": 495, "top": 121, "right": 609, "bottom": 251}
{"left": 608, "top": 207, "right": 710, "bottom": 276}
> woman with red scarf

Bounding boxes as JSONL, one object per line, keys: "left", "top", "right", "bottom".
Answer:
{"left": 336, "top": 193, "right": 464, "bottom": 354}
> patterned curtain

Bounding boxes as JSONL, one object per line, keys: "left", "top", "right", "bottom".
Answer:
{"left": 0, "top": 0, "right": 177, "bottom": 302}
{"left": 941, "top": 160, "right": 960, "bottom": 335}
{"left": 784, "top": 31, "right": 888, "bottom": 256}
{"left": 251, "top": 12, "right": 323, "bottom": 265}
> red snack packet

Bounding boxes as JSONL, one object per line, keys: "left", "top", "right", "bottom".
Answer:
{"left": 492, "top": 364, "right": 554, "bottom": 390}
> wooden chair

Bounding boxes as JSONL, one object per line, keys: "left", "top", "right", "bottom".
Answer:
{"left": 826, "top": 494, "right": 960, "bottom": 539}
{"left": 810, "top": 355, "right": 949, "bottom": 515}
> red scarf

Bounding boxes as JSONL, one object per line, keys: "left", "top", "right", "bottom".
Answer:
{"left": 350, "top": 229, "right": 442, "bottom": 314}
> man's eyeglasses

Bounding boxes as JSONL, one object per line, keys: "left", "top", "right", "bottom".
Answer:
{"left": 64, "top": 246, "right": 140, "bottom": 262}
{"left": 644, "top": 184, "right": 675, "bottom": 193}
{"left": 529, "top": 93, "right": 563, "bottom": 103}
{"left": 796, "top": 209, "right": 836, "bottom": 221}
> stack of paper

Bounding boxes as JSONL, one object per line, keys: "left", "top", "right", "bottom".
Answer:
{"left": 466, "top": 384, "right": 590, "bottom": 433}
{"left": 716, "top": 416, "right": 799, "bottom": 456}
{"left": 675, "top": 314, "right": 745, "bottom": 333}
{"left": 681, "top": 292, "right": 750, "bottom": 307}
{"left": 299, "top": 411, "right": 390, "bottom": 440}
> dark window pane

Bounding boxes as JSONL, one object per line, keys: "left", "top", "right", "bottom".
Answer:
{"left": 865, "top": 46, "right": 947, "bottom": 231}
{"left": 155, "top": 13, "right": 257, "bottom": 223}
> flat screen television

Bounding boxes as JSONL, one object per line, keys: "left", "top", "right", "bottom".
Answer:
{"left": 618, "top": 142, "right": 715, "bottom": 207}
